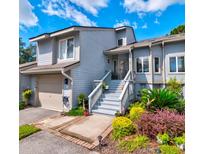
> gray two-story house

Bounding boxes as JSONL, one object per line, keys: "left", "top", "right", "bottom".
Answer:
{"left": 20, "top": 25, "right": 185, "bottom": 115}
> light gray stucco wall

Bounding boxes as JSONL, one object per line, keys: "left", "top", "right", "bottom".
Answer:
{"left": 19, "top": 73, "right": 31, "bottom": 101}
{"left": 37, "top": 38, "right": 53, "bottom": 65}
{"left": 115, "top": 28, "right": 136, "bottom": 46}
{"left": 71, "top": 30, "right": 116, "bottom": 107}
{"left": 132, "top": 40, "right": 185, "bottom": 97}
{"left": 133, "top": 47, "right": 152, "bottom": 83}
{"left": 164, "top": 41, "right": 185, "bottom": 83}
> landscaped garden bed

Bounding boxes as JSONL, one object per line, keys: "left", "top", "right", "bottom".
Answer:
{"left": 66, "top": 93, "right": 89, "bottom": 116}
{"left": 95, "top": 78, "right": 185, "bottom": 154}
{"left": 19, "top": 124, "right": 41, "bottom": 140}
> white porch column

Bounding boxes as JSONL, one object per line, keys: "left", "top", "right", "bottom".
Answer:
{"left": 149, "top": 44, "right": 154, "bottom": 89}
{"left": 129, "top": 48, "right": 133, "bottom": 80}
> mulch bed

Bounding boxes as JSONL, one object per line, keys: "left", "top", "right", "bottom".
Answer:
{"left": 94, "top": 132, "right": 158, "bottom": 154}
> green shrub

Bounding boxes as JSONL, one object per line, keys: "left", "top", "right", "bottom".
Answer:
{"left": 19, "top": 101, "right": 26, "bottom": 110}
{"left": 115, "top": 111, "right": 122, "bottom": 117}
{"left": 102, "top": 82, "right": 108, "bottom": 90}
{"left": 66, "top": 107, "right": 84, "bottom": 116}
{"left": 157, "top": 133, "right": 170, "bottom": 145}
{"left": 112, "top": 117, "right": 135, "bottom": 140}
{"left": 77, "top": 93, "right": 87, "bottom": 106}
{"left": 19, "top": 124, "right": 41, "bottom": 140}
{"left": 128, "top": 102, "right": 145, "bottom": 110}
{"left": 118, "top": 135, "right": 149, "bottom": 152}
{"left": 129, "top": 106, "right": 144, "bottom": 121}
{"left": 174, "top": 98, "right": 185, "bottom": 113}
{"left": 159, "top": 145, "right": 181, "bottom": 154}
{"left": 174, "top": 134, "right": 185, "bottom": 145}
{"left": 22, "top": 89, "right": 32, "bottom": 104}
{"left": 167, "top": 77, "right": 183, "bottom": 96}
{"left": 140, "top": 88, "right": 179, "bottom": 111}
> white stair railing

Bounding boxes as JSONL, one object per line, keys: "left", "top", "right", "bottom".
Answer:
{"left": 88, "top": 70, "right": 111, "bottom": 113}
{"left": 119, "top": 70, "right": 134, "bottom": 114}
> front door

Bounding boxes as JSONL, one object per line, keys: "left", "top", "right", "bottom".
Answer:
{"left": 112, "top": 59, "right": 118, "bottom": 79}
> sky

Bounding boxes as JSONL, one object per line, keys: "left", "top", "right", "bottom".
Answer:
{"left": 19, "top": 0, "right": 185, "bottom": 46}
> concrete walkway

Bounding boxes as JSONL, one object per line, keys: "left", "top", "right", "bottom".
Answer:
{"left": 20, "top": 107, "right": 60, "bottom": 126}
{"left": 19, "top": 130, "right": 98, "bottom": 154}
{"left": 60, "top": 114, "right": 113, "bottom": 143}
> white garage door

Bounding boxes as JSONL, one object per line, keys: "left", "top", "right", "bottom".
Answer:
{"left": 38, "top": 74, "right": 63, "bottom": 111}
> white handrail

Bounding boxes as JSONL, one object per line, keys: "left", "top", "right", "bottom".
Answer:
{"left": 119, "top": 70, "right": 132, "bottom": 113}
{"left": 119, "top": 81, "right": 129, "bottom": 101}
{"left": 123, "top": 70, "right": 131, "bottom": 81}
{"left": 101, "top": 70, "right": 112, "bottom": 81}
{"left": 88, "top": 70, "right": 111, "bottom": 113}
{"left": 88, "top": 82, "right": 102, "bottom": 99}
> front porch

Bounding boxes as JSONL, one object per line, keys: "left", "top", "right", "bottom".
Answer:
{"left": 106, "top": 53, "right": 129, "bottom": 80}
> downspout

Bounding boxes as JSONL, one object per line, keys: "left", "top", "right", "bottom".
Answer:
{"left": 61, "top": 69, "right": 73, "bottom": 110}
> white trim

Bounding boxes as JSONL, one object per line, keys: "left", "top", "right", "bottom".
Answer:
{"left": 29, "top": 34, "right": 49, "bottom": 42}
{"left": 58, "top": 37, "right": 75, "bottom": 63}
{"left": 135, "top": 57, "right": 150, "bottom": 74}
{"left": 154, "top": 56, "right": 161, "bottom": 74}
{"left": 168, "top": 55, "right": 185, "bottom": 73}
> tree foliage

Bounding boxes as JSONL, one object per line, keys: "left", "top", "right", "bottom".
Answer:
{"left": 19, "top": 37, "right": 36, "bottom": 64}
{"left": 170, "top": 25, "right": 185, "bottom": 35}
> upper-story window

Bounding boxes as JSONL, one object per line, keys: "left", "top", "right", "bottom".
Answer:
{"left": 59, "top": 38, "right": 74, "bottom": 60}
{"left": 136, "top": 57, "right": 149, "bottom": 73}
{"left": 118, "top": 39, "right": 123, "bottom": 46}
{"left": 169, "top": 56, "right": 185, "bottom": 73}
{"left": 154, "top": 57, "right": 160, "bottom": 73}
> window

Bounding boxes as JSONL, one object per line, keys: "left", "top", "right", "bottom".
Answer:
{"left": 143, "top": 57, "right": 149, "bottom": 72}
{"left": 170, "top": 57, "right": 176, "bottom": 72}
{"left": 154, "top": 57, "right": 160, "bottom": 73}
{"left": 67, "top": 39, "right": 74, "bottom": 58}
{"left": 136, "top": 58, "right": 142, "bottom": 72}
{"left": 136, "top": 57, "right": 149, "bottom": 73}
{"left": 59, "top": 38, "right": 74, "bottom": 60}
{"left": 118, "top": 39, "right": 123, "bottom": 46}
{"left": 178, "top": 56, "right": 185, "bottom": 72}
{"left": 169, "top": 56, "right": 185, "bottom": 73}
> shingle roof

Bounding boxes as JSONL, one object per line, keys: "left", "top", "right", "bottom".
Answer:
{"left": 29, "top": 25, "right": 134, "bottom": 42}
{"left": 104, "top": 33, "right": 185, "bottom": 55}
{"left": 20, "top": 61, "right": 80, "bottom": 74}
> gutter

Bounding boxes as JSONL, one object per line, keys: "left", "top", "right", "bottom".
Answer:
{"left": 61, "top": 69, "right": 73, "bottom": 83}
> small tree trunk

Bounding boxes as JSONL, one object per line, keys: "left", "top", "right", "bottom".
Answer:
{"left": 83, "top": 99, "right": 85, "bottom": 110}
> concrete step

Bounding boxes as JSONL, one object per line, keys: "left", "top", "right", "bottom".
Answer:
{"left": 107, "top": 89, "right": 122, "bottom": 93}
{"left": 100, "top": 100, "right": 120, "bottom": 106}
{"left": 97, "top": 104, "right": 120, "bottom": 111}
{"left": 92, "top": 108, "right": 117, "bottom": 116}
{"left": 103, "top": 92, "right": 121, "bottom": 97}
{"left": 101, "top": 97, "right": 120, "bottom": 102}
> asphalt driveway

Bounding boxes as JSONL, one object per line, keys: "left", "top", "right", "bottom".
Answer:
{"left": 19, "top": 131, "right": 98, "bottom": 154}
{"left": 19, "top": 107, "right": 60, "bottom": 126}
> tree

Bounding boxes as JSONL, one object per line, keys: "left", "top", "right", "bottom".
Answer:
{"left": 170, "top": 25, "right": 185, "bottom": 35}
{"left": 19, "top": 37, "right": 36, "bottom": 64}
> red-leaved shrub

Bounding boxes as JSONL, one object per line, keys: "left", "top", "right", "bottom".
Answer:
{"left": 137, "top": 109, "right": 185, "bottom": 139}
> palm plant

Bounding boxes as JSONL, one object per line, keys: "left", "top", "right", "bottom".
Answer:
{"left": 140, "top": 88, "right": 179, "bottom": 110}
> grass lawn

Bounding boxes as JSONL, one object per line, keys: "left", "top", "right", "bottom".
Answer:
{"left": 66, "top": 107, "right": 84, "bottom": 116}
{"left": 19, "top": 124, "right": 41, "bottom": 140}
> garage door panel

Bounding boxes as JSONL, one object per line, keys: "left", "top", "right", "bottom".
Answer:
{"left": 38, "top": 74, "right": 63, "bottom": 111}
